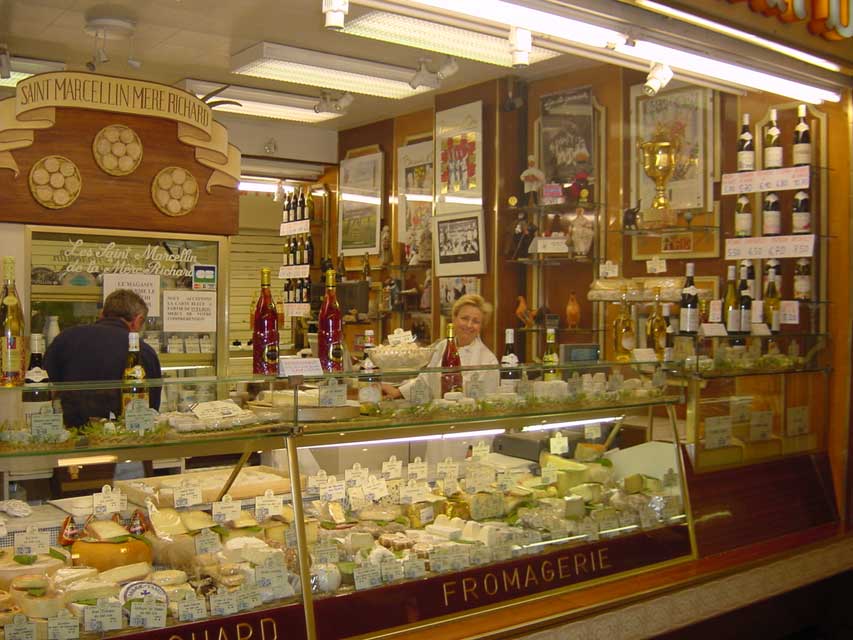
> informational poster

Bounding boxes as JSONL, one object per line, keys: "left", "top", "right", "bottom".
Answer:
{"left": 102, "top": 273, "right": 160, "bottom": 317}
{"left": 162, "top": 290, "right": 216, "bottom": 332}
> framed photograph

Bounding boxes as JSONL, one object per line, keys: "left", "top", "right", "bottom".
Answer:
{"left": 434, "top": 101, "right": 482, "bottom": 214}
{"left": 339, "top": 151, "right": 383, "bottom": 256}
{"left": 397, "top": 140, "right": 433, "bottom": 244}
{"left": 630, "top": 84, "right": 719, "bottom": 259}
{"left": 540, "top": 87, "right": 595, "bottom": 185}
{"left": 433, "top": 209, "right": 486, "bottom": 277}
{"left": 439, "top": 276, "right": 481, "bottom": 312}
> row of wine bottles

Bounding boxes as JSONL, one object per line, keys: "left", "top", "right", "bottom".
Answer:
{"left": 283, "top": 233, "right": 315, "bottom": 266}
{"left": 735, "top": 189, "right": 811, "bottom": 237}
{"left": 282, "top": 187, "right": 315, "bottom": 223}
{"left": 737, "top": 105, "right": 811, "bottom": 172}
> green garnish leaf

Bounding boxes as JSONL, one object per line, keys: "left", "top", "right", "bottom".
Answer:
{"left": 13, "top": 554, "right": 37, "bottom": 565}
{"left": 48, "top": 547, "right": 67, "bottom": 561}
{"left": 27, "top": 587, "right": 46, "bottom": 597}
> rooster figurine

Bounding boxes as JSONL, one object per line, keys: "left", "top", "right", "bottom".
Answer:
{"left": 565, "top": 291, "right": 581, "bottom": 329}
{"left": 515, "top": 296, "right": 534, "bottom": 328}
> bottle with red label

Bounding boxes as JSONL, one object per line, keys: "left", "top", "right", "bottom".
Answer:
{"left": 440, "top": 323, "right": 463, "bottom": 395}
{"left": 318, "top": 268, "right": 344, "bottom": 372}
{"left": 252, "top": 267, "right": 279, "bottom": 375}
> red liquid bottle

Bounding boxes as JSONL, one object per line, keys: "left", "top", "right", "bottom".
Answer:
{"left": 253, "top": 267, "right": 279, "bottom": 375}
{"left": 440, "top": 322, "right": 463, "bottom": 395}
{"left": 319, "top": 268, "right": 344, "bottom": 372}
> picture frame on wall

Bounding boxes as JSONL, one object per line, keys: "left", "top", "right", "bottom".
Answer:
{"left": 434, "top": 101, "right": 482, "bottom": 214}
{"left": 339, "top": 151, "right": 384, "bottom": 256}
{"left": 540, "top": 86, "right": 595, "bottom": 187}
{"left": 397, "top": 140, "right": 433, "bottom": 246}
{"left": 433, "top": 209, "right": 486, "bottom": 277}
{"left": 438, "top": 276, "right": 481, "bottom": 313}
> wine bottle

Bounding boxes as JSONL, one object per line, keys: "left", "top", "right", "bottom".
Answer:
{"left": 679, "top": 262, "right": 699, "bottom": 335}
{"left": 735, "top": 194, "right": 753, "bottom": 237}
{"left": 284, "top": 279, "right": 292, "bottom": 304}
{"left": 289, "top": 191, "right": 298, "bottom": 223}
{"left": 440, "top": 323, "right": 463, "bottom": 394}
{"left": 318, "top": 269, "right": 344, "bottom": 372}
{"left": 792, "top": 104, "right": 811, "bottom": 167}
{"left": 646, "top": 287, "right": 668, "bottom": 361}
{"left": 306, "top": 234, "right": 315, "bottom": 266}
{"left": 741, "top": 259, "right": 757, "bottom": 300}
{"left": 500, "top": 328, "right": 519, "bottom": 391}
{"left": 764, "top": 267, "right": 781, "bottom": 332}
{"left": 362, "top": 252, "right": 371, "bottom": 284}
{"left": 282, "top": 191, "right": 291, "bottom": 223}
{"left": 792, "top": 190, "right": 811, "bottom": 234}
{"left": 794, "top": 258, "right": 811, "bottom": 301}
{"left": 22, "top": 333, "right": 52, "bottom": 427}
{"left": 764, "top": 108, "right": 783, "bottom": 169}
{"left": 306, "top": 189, "right": 315, "bottom": 221}
{"left": 662, "top": 303, "right": 674, "bottom": 351}
{"left": 723, "top": 265, "right": 741, "bottom": 334}
{"left": 299, "top": 235, "right": 308, "bottom": 265}
{"left": 298, "top": 187, "right": 307, "bottom": 221}
{"left": 542, "top": 327, "right": 560, "bottom": 381}
{"left": 0, "top": 257, "right": 24, "bottom": 386}
{"left": 762, "top": 192, "right": 781, "bottom": 236}
{"left": 122, "top": 332, "right": 148, "bottom": 415}
{"left": 764, "top": 259, "right": 782, "bottom": 293}
{"left": 737, "top": 113, "right": 755, "bottom": 172}
{"left": 613, "top": 286, "right": 636, "bottom": 362}
{"left": 737, "top": 265, "right": 753, "bottom": 333}
{"left": 253, "top": 268, "right": 280, "bottom": 375}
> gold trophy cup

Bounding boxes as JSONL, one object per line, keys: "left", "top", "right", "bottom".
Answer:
{"left": 638, "top": 139, "right": 675, "bottom": 210}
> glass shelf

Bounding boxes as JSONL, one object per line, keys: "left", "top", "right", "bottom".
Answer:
{"left": 679, "top": 364, "right": 830, "bottom": 380}
{"left": 510, "top": 254, "right": 598, "bottom": 265}
{"left": 619, "top": 225, "right": 719, "bottom": 237}
{"left": 502, "top": 201, "right": 602, "bottom": 216}
{"left": 518, "top": 326, "right": 604, "bottom": 334}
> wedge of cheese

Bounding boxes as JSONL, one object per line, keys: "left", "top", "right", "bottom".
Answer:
{"left": 569, "top": 482, "right": 604, "bottom": 503}
{"left": 99, "top": 562, "right": 152, "bottom": 584}
{"left": 180, "top": 510, "right": 216, "bottom": 532}
{"left": 60, "top": 578, "right": 119, "bottom": 604}
{"left": 0, "top": 555, "right": 66, "bottom": 591}
{"left": 85, "top": 519, "right": 129, "bottom": 540}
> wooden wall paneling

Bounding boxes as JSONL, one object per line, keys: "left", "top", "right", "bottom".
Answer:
{"left": 0, "top": 108, "right": 238, "bottom": 235}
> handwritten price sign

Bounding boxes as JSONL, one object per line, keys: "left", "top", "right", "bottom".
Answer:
{"left": 725, "top": 234, "right": 815, "bottom": 260}
{"left": 721, "top": 166, "right": 810, "bottom": 196}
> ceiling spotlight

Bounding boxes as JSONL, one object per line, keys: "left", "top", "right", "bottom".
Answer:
{"left": 322, "top": 0, "right": 349, "bottom": 30}
{"left": 314, "top": 91, "right": 354, "bottom": 113}
{"left": 509, "top": 26, "right": 532, "bottom": 68}
{"left": 409, "top": 58, "right": 440, "bottom": 90}
{"left": 436, "top": 56, "right": 459, "bottom": 80}
{"left": 644, "top": 61, "right": 673, "bottom": 96}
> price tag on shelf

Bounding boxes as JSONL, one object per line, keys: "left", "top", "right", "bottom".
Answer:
{"left": 407, "top": 458, "right": 427, "bottom": 480}
{"left": 704, "top": 416, "right": 732, "bottom": 449}
{"left": 730, "top": 397, "right": 752, "bottom": 424}
{"left": 380, "top": 559, "right": 404, "bottom": 583}
{"left": 751, "top": 323, "right": 772, "bottom": 336}
{"left": 47, "top": 610, "right": 80, "bottom": 640}
{"left": 194, "top": 527, "right": 221, "bottom": 555}
{"left": 579, "top": 517, "right": 600, "bottom": 542}
{"left": 470, "top": 546, "right": 493, "bottom": 566}
{"left": 236, "top": 586, "right": 263, "bottom": 612}
{"left": 92, "top": 485, "right": 123, "bottom": 516}
{"left": 707, "top": 300, "right": 723, "bottom": 323}
{"left": 129, "top": 596, "right": 167, "bottom": 629}
{"left": 472, "top": 441, "right": 491, "bottom": 460}
{"left": 749, "top": 411, "right": 774, "bottom": 441}
{"left": 402, "top": 558, "right": 426, "bottom": 579}
{"left": 208, "top": 590, "right": 239, "bottom": 617}
{"left": 283, "top": 303, "right": 311, "bottom": 318}
{"left": 619, "top": 510, "right": 640, "bottom": 528}
{"left": 345, "top": 463, "right": 368, "bottom": 487}
{"left": 212, "top": 495, "right": 242, "bottom": 524}
{"left": 5, "top": 615, "right": 35, "bottom": 640}
{"left": 600, "top": 260, "right": 619, "bottom": 278}
{"left": 347, "top": 486, "right": 366, "bottom": 511}
{"left": 174, "top": 482, "right": 203, "bottom": 509}
{"left": 83, "top": 599, "right": 122, "bottom": 633}
{"left": 549, "top": 432, "right": 568, "bottom": 454}
{"left": 441, "top": 477, "right": 459, "bottom": 496}
{"left": 646, "top": 257, "right": 667, "bottom": 274}
{"left": 14, "top": 527, "right": 49, "bottom": 556}
{"left": 318, "top": 379, "right": 347, "bottom": 407}
{"left": 436, "top": 459, "right": 459, "bottom": 480}
{"left": 363, "top": 475, "right": 389, "bottom": 502}
{"left": 381, "top": 456, "right": 403, "bottom": 480}
{"left": 177, "top": 596, "right": 209, "bottom": 622}
{"left": 307, "top": 470, "right": 328, "bottom": 491}
{"left": 496, "top": 472, "right": 514, "bottom": 492}
{"left": 398, "top": 480, "right": 421, "bottom": 504}
{"left": 313, "top": 542, "right": 340, "bottom": 565}
{"left": 191, "top": 400, "right": 243, "bottom": 422}
{"left": 786, "top": 406, "right": 810, "bottom": 436}
{"left": 124, "top": 403, "right": 155, "bottom": 435}
{"left": 279, "top": 357, "right": 324, "bottom": 377}
{"left": 721, "top": 165, "right": 810, "bottom": 196}
{"left": 280, "top": 219, "right": 311, "bottom": 237}
{"left": 725, "top": 234, "right": 815, "bottom": 260}
{"left": 353, "top": 565, "right": 381, "bottom": 591}
{"left": 30, "top": 413, "right": 64, "bottom": 442}
{"left": 780, "top": 300, "right": 800, "bottom": 324}
{"left": 418, "top": 505, "right": 435, "bottom": 525}
{"left": 699, "top": 323, "right": 728, "bottom": 338}
{"left": 639, "top": 506, "right": 660, "bottom": 530}
{"left": 541, "top": 466, "right": 559, "bottom": 485}
{"left": 321, "top": 478, "right": 346, "bottom": 502}
{"left": 387, "top": 330, "right": 414, "bottom": 346}
{"left": 584, "top": 423, "right": 602, "bottom": 440}
{"left": 278, "top": 265, "right": 311, "bottom": 280}
{"left": 254, "top": 490, "right": 283, "bottom": 521}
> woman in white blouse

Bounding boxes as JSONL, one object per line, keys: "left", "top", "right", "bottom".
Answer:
{"left": 382, "top": 294, "right": 500, "bottom": 401}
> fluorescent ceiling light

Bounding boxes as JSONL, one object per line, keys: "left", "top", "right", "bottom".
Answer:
{"left": 441, "top": 195, "right": 482, "bottom": 205}
{"left": 342, "top": 11, "right": 559, "bottom": 67}
{"left": 305, "top": 427, "right": 505, "bottom": 449}
{"left": 232, "top": 42, "right": 429, "bottom": 99}
{"left": 403, "top": 193, "right": 432, "bottom": 202}
{"left": 178, "top": 79, "right": 341, "bottom": 123}
{"left": 615, "top": 39, "right": 841, "bottom": 103}
{"left": 0, "top": 56, "right": 65, "bottom": 87}
{"left": 635, "top": 0, "right": 841, "bottom": 73}
{"left": 522, "top": 416, "right": 622, "bottom": 433}
{"left": 341, "top": 192, "right": 382, "bottom": 205}
{"left": 239, "top": 179, "right": 280, "bottom": 193}
{"left": 376, "top": 0, "right": 627, "bottom": 49}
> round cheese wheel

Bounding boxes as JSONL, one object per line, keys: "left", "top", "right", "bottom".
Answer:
{"left": 0, "top": 556, "right": 66, "bottom": 591}
{"left": 70, "top": 539, "right": 152, "bottom": 572}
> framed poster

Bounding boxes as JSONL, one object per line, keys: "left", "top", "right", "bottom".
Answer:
{"left": 630, "top": 84, "right": 719, "bottom": 259}
{"left": 397, "top": 141, "right": 433, "bottom": 244}
{"left": 434, "top": 101, "right": 482, "bottom": 214}
{"left": 339, "top": 151, "right": 383, "bottom": 256}
{"left": 540, "top": 87, "right": 595, "bottom": 185}
{"left": 432, "top": 210, "right": 486, "bottom": 277}
{"left": 439, "top": 276, "right": 481, "bottom": 312}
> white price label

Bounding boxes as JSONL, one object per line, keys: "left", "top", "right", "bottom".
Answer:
{"left": 436, "top": 460, "right": 459, "bottom": 479}
{"left": 418, "top": 505, "right": 435, "bottom": 525}
{"left": 549, "top": 433, "right": 568, "bottom": 454}
{"left": 380, "top": 559, "right": 404, "bottom": 583}
{"left": 541, "top": 467, "right": 558, "bottom": 485}
{"left": 353, "top": 565, "right": 382, "bottom": 591}
{"left": 639, "top": 506, "right": 660, "bottom": 529}
{"left": 599, "top": 260, "right": 619, "bottom": 278}
{"left": 237, "top": 586, "right": 263, "bottom": 612}
{"left": 780, "top": 300, "right": 800, "bottom": 324}
{"left": 307, "top": 470, "right": 328, "bottom": 491}
{"left": 30, "top": 413, "right": 64, "bottom": 441}
{"left": 14, "top": 529, "right": 49, "bottom": 556}
{"left": 280, "top": 219, "right": 311, "bottom": 236}
{"left": 5, "top": 617, "right": 35, "bottom": 640}
{"left": 584, "top": 423, "right": 602, "bottom": 440}
{"left": 646, "top": 257, "right": 667, "bottom": 274}
{"left": 619, "top": 510, "right": 640, "bottom": 528}
{"left": 124, "top": 404, "right": 155, "bottom": 435}
{"left": 495, "top": 472, "right": 513, "bottom": 492}
{"left": 579, "top": 517, "right": 600, "bottom": 541}
{"left": 318, "top": 382, "right": 347, "bottom": 407}
{"left": 399, "top": 480, "right": 422, "bottom": 504}
{"left": 699, "top": 323, "right": 728, "bottom": 337}
{"left": 403, "top": 558, "right": 427, "bottom": 579}
{"left": 48, "top": 612, "right": 80, "bottom": 640}
{"left": 345, "top": 464, "right": 368, "bottom": 487}
{"left": 347, "top": 486, "right": 367, "bottom": 511}
{"left": 786, "top": 405, "right": 810, "bottom": 436}
{"left": 749, "top": 411, "right": 774, "bottom": 441}
{"left": 279, "top": 357, "right": 324, "bottom": 377}
{"left": 83, "top": 599, "right": 122, "bottom": 633}
{"left": 707, "top": 299, "right": 723, "bottom": 323}
{"left": 194, "top": 527, "right": 222, "bottom": 555}
{"left": 92, "top": 485, "right": 123, "bottom": 516}
{"left": 313, "top": 543, "right": 340, "bottom": 565}
{"left": 254, "top": 491, "right": 283, "bottom": 521}
{"left": 381, "top": 456, "right": 403, "bottom": 480}
{"left": 448, "top": 548, "right": 470, "bottom": 570}
{"left": 283, "top": 303, "right": 311, "bottom": 318}
{"left": 178, "top": 597, "right": 208, "bottom": 622}
{"left": 730, "top": 398, "right": 752, "bottom": 423}
{"left": 321, "top": 480, "right": 347, "bottom": 502}
{"left": 704, "top": 416, "right": 732, "bottom": 449}
{"left": 278, "top": 264, "right": 311, "bottom": 280}
{"left": 441, "top": 477, "right": 459, "bottom": 495}
{"left": 174, "top": 482, "right": 203, "bottom": 509}
{"left": 472, "top": 441, "right": 491, "bottom": 460}
{"left": 469, "top": 546, "right": 492, "bottom": 566}
{"left": 212, "top": 496, "right": 243, "bottom": 524}
{"left": 363, "top": 475, "right": 389, "bottom": 502}
{"left": 596, "top": 512, "right": 620, "bottom": 533}
{"left": 725, "top": 234, "right": 815, "bottom": 260}
{"left": 209, "top": 591, "right": 239, "bottom": 617}
{"left": 130, "top": 598, "right": 167, "bottom": 629}
{"left": 407, "top": 459, "right": 427, "bottom": 480}
{"left": 721, "top": 165, "right": 810, "bottom": 196}
{"left": 191, "top": 400, "right": 243, "bottom": 422}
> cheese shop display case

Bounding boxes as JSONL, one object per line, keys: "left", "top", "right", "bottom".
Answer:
{"left": 0, "top": 358, "right": 690, "bottom": 639}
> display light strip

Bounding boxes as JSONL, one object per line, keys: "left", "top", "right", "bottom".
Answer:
{"left": 305, "top": 428, "right": 505, "bottom": 449}
{"left": 521, "top": 416, "right": 622, "bottom": 433}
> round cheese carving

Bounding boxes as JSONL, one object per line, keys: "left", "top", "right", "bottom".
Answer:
{"left": 29, "top": 155, "right": 82, "bottom": 210}
{"left": 93, "top": 124, "right": 143, "bottom": 176}
{"left": 151, "top": 166, "right": 199, "bottom": 216}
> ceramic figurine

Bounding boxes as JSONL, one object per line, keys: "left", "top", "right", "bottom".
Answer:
{"left": 515, "top": 295, "right": 533, "bottom": 328}
{"left": 520, "top": 155, "right": 545, "bottom": 206}
{"left": 420, "top": 270, "right": 432, "bottom": 311}
{"left": 380, "top": 224, "right": 391, "bottom": 266}
{"left": 622, "top": 203, "right": 640, "bottom": 230}
{"left": 565, "top": 292, "right": 581, "bottom": 329}
{"left": 569, "top": 208, "right": 594, "bottom": 257}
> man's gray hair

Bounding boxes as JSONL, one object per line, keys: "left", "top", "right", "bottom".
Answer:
{"left": 102, "top": 289, "right": 148, "bottom": 322}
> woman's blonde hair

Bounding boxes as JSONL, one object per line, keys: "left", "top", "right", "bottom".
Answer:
{"left": 451, "top": 294, "right": 493, "bottom": 325}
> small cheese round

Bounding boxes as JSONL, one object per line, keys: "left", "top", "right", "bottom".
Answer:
{"left": 169, "top": 185, "right": 183, "bottom": 199}
{"left": 126, "top": 142, "right": 141, "bottom": 159}
{"left": 49, "top": 173, "right": 65, "bottom": 188}
{"left": 118, "top": 155, "right": 135, "bottom": 172}
{"left": 171, "top": 168, "right": 187, "bottom": 184}
{"left": 182, "top": 178, "right": 197, "bottom": 194}
{"left": 59, "top": 161, "right": 75, "bottom": 176}
{"left": 32, "top": 168, "right": 49, "bottom": 186}
{"left": 111, "top": 142, "right": 127, "bottom": 157}
{"left": 102, "top": 154, "right": 118, "bottom": 170}
{"left": 43, "top": 157, "right": 59, "bottom": 173}
{"left": 64, "top": 176, "right": 80, "bottom": 193}
{"left": 36, "top": 186, "right": 53, "bottom": 202}
{"left": 156, "top": 189, "right": 170, "bottom": 206}
{"left": 53, "top": 188, "right": 70, "bottom": 206}
{"left": 180, "top": 194, "right": 195, "bottom": 210}
{"left": 167, "top": 199, "right": 181, "bottom": 214}
{"left": 119, "top": 128, "right": 135, "bottom": 144}
{"left": 104, "top": 127, "right": 120, "bottom": 143}
{"left": 96, "top": 138, "right": 112, "bottom": 155}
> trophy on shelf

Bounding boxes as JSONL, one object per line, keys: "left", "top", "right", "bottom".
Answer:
{"left": 637, "top": 138, "right": 676, "bottom": 227}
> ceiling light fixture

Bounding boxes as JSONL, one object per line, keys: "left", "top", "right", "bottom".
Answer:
{"left": 509, "top": 26, "right": 532, "bottom": 68}
{"left": 314, "top": 91, "right": 354, "bottom": 113}
{"left": 322, "top": 0, "right": 349, "bottom": 30}
{"left": 643, "top": 61, "right": 673, "bottom": 97}
{"left": 0, "top": 55, "right": 65, "bottom": 87}
{"left": 408, "top": 56, "right": 458, "bottom": 89}
{"left": 232, "top": 42, "right": 429, "bottom": 99}
{"left": 341, "top": 11, "right": 559, "bottom": 68}
{"left": 178, "top": 79, "right": 344, "bottom": 123}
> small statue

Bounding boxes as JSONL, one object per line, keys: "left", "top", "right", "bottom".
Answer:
{"left": 380, "top": 224, "right": 391, "bottom": 266}
{"left": 569, "top": 208, "right": 594, "bottom": 257}
{"left": 388, "top": 279, "right": 401, "bottom": 309}
{"left": 420, "top": 270, "right": 432, "bottom": 311}
{"left": 534, "top": 305, "right": 551, "bottom": 327}
{"left": 565, "top": 292, "right": 581, "bottom": 329}
{"left": 515, "top": 295, "right": 533, "bottom": 328}
{"left": 336, "top": 252, "right": 345, "bottom": 282}
{"left": 622, "top": 203, "right": 640, "bottom": 230}
{"left": 520, "top": 155, "right": 545, "bottom": 206}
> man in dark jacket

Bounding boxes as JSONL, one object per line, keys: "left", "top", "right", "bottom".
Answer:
{"left": 45, "top": 288, "right": 161, "bottom": 427}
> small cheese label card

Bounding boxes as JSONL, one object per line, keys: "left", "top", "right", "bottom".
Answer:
{"left": 191, "top": 400, "right": 242, "bottom": 421}
{"left": 194, "top": 527, "right": 222, "bottom": 555}
{"left": 209, "top": 590, "right": 239, "bottom": 617}
{"left": 92, "top": 485, "right": 123, "bottom": 516}
{"left": 549, "top": 432, "right": 568, "bottom": 454}
{"left": 174, "top": 482, "right": 203, "bottom": 509}
{"left": 254, "top": 490, "right": 283, "bottom": 521}
{"left": 48, "top": 610, "right": 80, "bottom": 640}
{"left": 541, "top": 466, "right": 558, "bottom": 485}
{"left": 212, "top": 494, "right": 242, "bottom": 524}
{"left": 279, "top": 357, "right": 324, "bottom": 377}
{"left": 639, "top": 506, "right": 660, "bottom": 529}
{"left": 407, "top": 457, "right": 427, "bottom": 480}
{"left": 347, "top": 486, "right": 367, "bottom": 511}
{"left": 178, "top": 596, "right": 209, "bottom": 622}
{"left": 399, "top": 479, "right": 422, "bottom": 504}
{"left": 14, "top": 527, "right": 49, "bottom": 556}
{"left": 619, "top": 510, "right": 640, "bottom": 528}
{"left": 579, "top": 517, "right": 600, "bottom": 541}
{"left": 707, "top": 299, "right": 723, "bottom": 323}
{"left": 130, "top": 596, "right": 167, "bottom": 629}
{"left": 493, "top": 545, "right": 514, "bottom": 561}
{"left": 786, "top": 405, "right": 810, "bottom": 436}
{"left": 380, "top": 559, "right": 404, "bottom": 583}
{"left": 313, "top": 542, "right": 340, "bottom": 564}
{"left": 436, "top": 458, "right": 459, "bottom": 479}
{"left": 449, "top": 547, "right": 470, "bottom": 571}
{"left": 409, "top": 378, "right": 433, "bottom": 405}
{"left": 584, "top": 423, "right": 602, "bottom": 440}
{"left": 418, "top": 505, "right": 435, "bottom": 525}
{"left": 321, "top": 477, "right": 346, "bottom": 502}
{"left": 30, "top": 413, "right": 64, "bottom": 441}
{"left": 749, "top": 411, "right": 774, "bottom": 441}
{"left": 381, "top": 456, "right": 403, "bottom": 480}
{"left": 402, "top": 558, "right": 427, "bottom": 579}
{"left": 307, "top": 470, "right": 328, "bottom": 491}
{"left": 699, "top": 323, "right": 728, "bottom": 338}
{"left": 345, "top": 463, "right": 368, "bottom": 487}
{"left": 124, "top": 403, "right": 155, "bottom": 435}
{"left": 596, "top": 511, "right": 620, "bottom": 533}
{"left": 600, "top": 260, "right": 619, "bottom": 278}
{"left": 704, "top": 415, "right": 732, "bottom": 449}
{"left": 646, "top": 257, "right": 667, "bottom": 274}
{"left": 662, "top": 495, "right": 682, "bottom": 520}
{"left": 363, "top": 475, "right": 389, "bottom": 502}
{"left": 780, "top": 300, "right": 800, "bottom": 324}
{"left": 441, "top": 477, "right": 459, "bottom": 496}
{"left": 5, "top": 615, "right": 35, "bottom": 640}
{"left": 83, "top": 599, "right": 122, "bottom": 632}
{"left": 495, "top": 472, "right": 513, "bottom": 492}
{"left": 472, "top": 440, "right": 490, "bottom": 460}
{"left": 237, "top": 586, "right": 263, "bottom": 612}
{"left": 353, "top": 565, "right": 381, "bottom": 591}
{"left": 730, "top": 397, "right": 752, "bottom": 424}
{"left": 318, "top": 378, "right": 347, "bottom": 407}
{"left": 469, "top": 546, "right": 492, "bottom": 566}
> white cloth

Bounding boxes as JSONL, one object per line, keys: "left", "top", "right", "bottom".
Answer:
{"left": 398, "top": 336, "right": 500, "bottom": 401}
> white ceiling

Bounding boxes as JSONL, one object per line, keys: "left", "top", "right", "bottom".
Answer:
{"left": 1, "top": 0, "right": 594, "bottom": 130}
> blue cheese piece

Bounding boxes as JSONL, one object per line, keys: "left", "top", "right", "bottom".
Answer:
{"left": 462, "top": 492, "right": 505, "bottom": 521}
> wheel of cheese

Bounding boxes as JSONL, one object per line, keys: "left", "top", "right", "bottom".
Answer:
{"left": 70, "top": 538, "right": 152, "bottom": 572}
{"left": 0, "top": 556, "right": 66, "bottom": 591}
